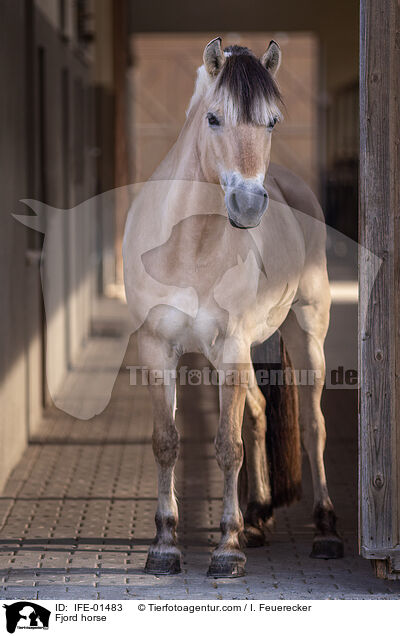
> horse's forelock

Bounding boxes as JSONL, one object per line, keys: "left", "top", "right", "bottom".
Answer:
{"left": 213, "top": 47, "right": 283, "bottom": 126}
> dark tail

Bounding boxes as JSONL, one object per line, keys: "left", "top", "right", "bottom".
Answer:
{"left": 245, "top": 333, "right": 302, "bottom": 508}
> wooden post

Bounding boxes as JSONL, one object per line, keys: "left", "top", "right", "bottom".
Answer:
{"left": 359, "top": 0, "right": 400, "bottom": 578}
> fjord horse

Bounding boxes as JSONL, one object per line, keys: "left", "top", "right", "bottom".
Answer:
{"left": 123, "top": 38, "right": 343, "bottom": 578}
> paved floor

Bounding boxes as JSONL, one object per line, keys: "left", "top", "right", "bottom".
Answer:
{"left": 0, "top": 297, "right": 399, "bottom": 600}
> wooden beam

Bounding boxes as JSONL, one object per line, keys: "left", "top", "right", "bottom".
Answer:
{"left": 359, "top": 0, "right": 400, "bottom": 577}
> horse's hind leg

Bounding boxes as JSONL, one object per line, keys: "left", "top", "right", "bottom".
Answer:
{"left": 241, "top": 379, "right": 273, "bottom": 547}
{"left": 280, "top": 300, "right": 344, "bottom": 559}
{"left": 139, "top": 333, "right": 181, "bottom": 575}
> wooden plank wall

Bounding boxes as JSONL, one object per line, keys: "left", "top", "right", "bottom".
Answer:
{"left": 359, "top": 0, "right": 400, "bottom": 578}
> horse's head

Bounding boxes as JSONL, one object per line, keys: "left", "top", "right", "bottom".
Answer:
{"left": 191, "top": 38, "right": 282, "bottom": 229}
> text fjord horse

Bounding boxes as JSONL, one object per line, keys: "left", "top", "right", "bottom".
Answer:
{"left": 123, "top": 38, "right": 344, "bottom": 578}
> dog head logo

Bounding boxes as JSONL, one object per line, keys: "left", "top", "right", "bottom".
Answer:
{"left": 13, "top": 184, "right": 375, "bottom": 409}
{"left": 3, "top": 602, "right": 50, "bottom": 633}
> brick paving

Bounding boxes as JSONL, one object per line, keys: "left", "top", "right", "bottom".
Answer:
{"left": 0, "top": 302, "right": 399, "bottom": 600}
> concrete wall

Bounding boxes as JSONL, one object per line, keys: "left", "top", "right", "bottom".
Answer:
{"left": 0, "top": 0, "right": 30, "bottom": 491}
{"left": 32, "top": 6, "right": 98, "bottom": 412}
{"left": 0, "top": 0, "right": 100, "bottom": 490}
{"left": 93, "top": 0, "right": 116, "bottom": 292}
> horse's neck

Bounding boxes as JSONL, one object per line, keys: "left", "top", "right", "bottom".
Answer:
{"left": 152, "top": 107, "right": 206, "bottom": 183}
{"left": 147, "top": 101, "right": 230, "bottom": 261}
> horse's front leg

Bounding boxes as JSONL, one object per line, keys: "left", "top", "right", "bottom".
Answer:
{"left": 139, "top": 334, "right": 181, "bottom": 575}
{"left": 208, "top": 369, "right": 247, "bottom": 578}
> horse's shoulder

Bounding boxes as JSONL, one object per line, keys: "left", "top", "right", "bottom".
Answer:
{"left": 267, "top": 163, "right": 325, "bottom": 223}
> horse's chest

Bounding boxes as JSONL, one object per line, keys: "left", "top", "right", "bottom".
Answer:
{"left": 125, "top": 205, "right": 305, "bottom": 351}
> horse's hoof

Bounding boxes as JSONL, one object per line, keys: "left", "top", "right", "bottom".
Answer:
{"left": 243, "top": 524, "right": 266, "bottom": 547}
{"left": 207, "top": 554, "right": 246, "bottom": 578}
{"left": 310, "top": 534, "right": 344, "bottom": 559}
{"left": 145, "top": 552, "right": 181, "bottom": 575}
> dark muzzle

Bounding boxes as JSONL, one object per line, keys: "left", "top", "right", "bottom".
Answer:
{"left": 225, "top": 182, "right": 269, "bottom": 228}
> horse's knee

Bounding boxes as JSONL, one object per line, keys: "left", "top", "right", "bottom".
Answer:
{"left": 215, "top": 436, "right": 243, "bottom": 472}
{"left": 152, "top": 426, "right": 180, "bottom": 467}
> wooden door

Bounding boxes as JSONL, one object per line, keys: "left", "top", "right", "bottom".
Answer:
{"left": 359, "top": 0, "right": 400, "bottom": 579}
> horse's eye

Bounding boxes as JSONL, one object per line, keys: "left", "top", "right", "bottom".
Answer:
{"left": 207, "top": 113, "right": 220, "bottom": 127}
{"left": 268, "top": 117, "right": 278, "bottom": 130}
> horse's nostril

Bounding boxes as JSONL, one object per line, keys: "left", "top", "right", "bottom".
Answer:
{"left": 229, "top": 192, "right": 239, "bottom": 214}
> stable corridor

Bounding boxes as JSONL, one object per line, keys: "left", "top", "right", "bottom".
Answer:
{"left": 0, "top": 298, "right": 398, "bottom": 600}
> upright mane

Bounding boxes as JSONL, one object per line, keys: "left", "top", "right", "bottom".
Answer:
{"left": 188, "top": 44, "right": 283, "bottom": 127}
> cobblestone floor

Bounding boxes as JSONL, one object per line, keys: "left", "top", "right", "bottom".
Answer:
{"left": 0, "top": 302, "right": 399, "bottom": 600}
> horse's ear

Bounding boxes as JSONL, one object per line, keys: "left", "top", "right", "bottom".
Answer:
{"left": 260, "top": 40, "right": 282, "bottom": 76}
{"left": 203, "top": 37, "right": 225, "bottom": 77}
